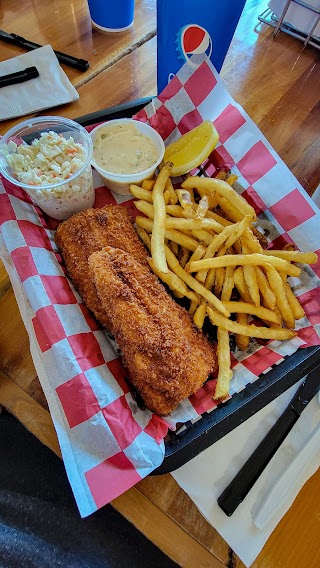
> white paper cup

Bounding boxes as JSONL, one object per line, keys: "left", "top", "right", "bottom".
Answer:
{"left": 0, "top": 117, "right": 94, "bottom": 221}
{"left": 90, "top": 119, "right": 165, "bottom": 195}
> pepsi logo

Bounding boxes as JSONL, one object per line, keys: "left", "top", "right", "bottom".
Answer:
{"left": 176, "top": 24, "right": 212, "bottom": 66}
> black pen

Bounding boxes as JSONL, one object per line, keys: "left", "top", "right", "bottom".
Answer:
{"left": 0, "top": 30, "right": 89, "bottom": 72}
{"left": 0, "top": 66, "right": 39, "bottom": 88}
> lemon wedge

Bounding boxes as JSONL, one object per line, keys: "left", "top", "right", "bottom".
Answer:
{"left": 164, "top": 121, "right": 219, "bottom": 176}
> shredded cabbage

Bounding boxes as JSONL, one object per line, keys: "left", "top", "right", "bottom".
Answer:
{"left": 2, "top": 131, "right": 87, "bottom": 188}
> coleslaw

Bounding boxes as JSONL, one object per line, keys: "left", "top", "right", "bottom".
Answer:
{"left": 2, "top": 131, "right": 87, "bottom": 190}
{"left": 0, "top": 118, "right": 95, "bottom": 220}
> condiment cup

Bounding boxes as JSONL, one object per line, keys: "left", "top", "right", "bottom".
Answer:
{"left": 89, "top": 119, "right": 165, "bottom": 195}
{"left": 0, "top": 117, "right": 94, "bottom": 221}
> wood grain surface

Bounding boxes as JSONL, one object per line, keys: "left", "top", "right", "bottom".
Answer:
{"left": 0, "top": 0, "right": 320, "bottom": 566}
{"left": 0, "top": 0, "right": 156, "bottom": 88}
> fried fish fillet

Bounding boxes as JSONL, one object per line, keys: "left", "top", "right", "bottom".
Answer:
{"left": 89, "top": 246, "right": 217, "bottom": 415}
{"left": 55, "top": 205, "right": 149, "bottom": 330}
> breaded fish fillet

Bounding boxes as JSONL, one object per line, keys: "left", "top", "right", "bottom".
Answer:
{"left": 55, "top": 205, "right": 148, "bottom": 329}
{"left": 89, "top": 246, "right": 217, "bottom": 415}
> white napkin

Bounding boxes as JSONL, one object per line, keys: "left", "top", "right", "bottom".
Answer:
{"left": 172, "top": 379, "right": 320, "bottom": 567}
{"left": 0, "top": 45, "right": 79, "bottom": 121}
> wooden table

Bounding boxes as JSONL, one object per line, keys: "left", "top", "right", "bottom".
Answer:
{"left": 1, "top": 0, "right": 320, "bottom": 566}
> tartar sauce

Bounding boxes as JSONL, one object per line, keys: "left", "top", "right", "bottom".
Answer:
{"left": 93, "top": 122, "right": 158, "bottom": 175}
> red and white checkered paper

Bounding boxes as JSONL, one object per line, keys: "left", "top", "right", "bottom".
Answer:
{"left": 1, "top": 59, "right": 320, "bottom": 517}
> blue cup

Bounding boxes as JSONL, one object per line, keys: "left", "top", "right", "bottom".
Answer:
{"left": 87, "top": 0, "right": 135, "bottom": 32}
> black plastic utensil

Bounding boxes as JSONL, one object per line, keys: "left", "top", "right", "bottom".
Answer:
{"left": 0, "top": 66, "right": 39, "bottom": 88}
{"left": 217, "top": 366, "right": 320, "bottom": 516}
{"left": 0, "top": 30, "right": 89, "bottom": 71}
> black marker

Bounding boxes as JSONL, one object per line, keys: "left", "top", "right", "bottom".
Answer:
{"left": 0, "top": 30, "right": 89, "bottom": 72}
{"left": 0, "top": 66, "right": 39, "bottom": 88}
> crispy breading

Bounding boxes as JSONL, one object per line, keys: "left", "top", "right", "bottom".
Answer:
{"left": 89, "top": 246, "right": 217, "bottom": 415}
{"left": 55, "top": 205, "right": 149, "bottom": 329}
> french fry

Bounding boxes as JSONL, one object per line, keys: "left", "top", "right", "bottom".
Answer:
{"left": 176, "top": 189, "right": 194, "bottom": 215}
{"left": 164, "top": 246, "right": 230, "bottom": 317}
{"left": 150, "top": 162, "right": 173, "bottom": 273}
{"left": 195, "top": 196, "right": 209, "bottom": 219}
{"left": 165, "top": 217, "right": 223, "bottom": 232}
{"left": 165, "top": 177, "right": 178, "bottom": 205}
{"left": 173, "top": 291, "right": 185, "bottom": 299}
{"left": 243, "top": 265, "right": 260, "bottom": 306}
{"left": 216, "top": 194, "right": 245, "bottom": 223}
{"left": 194, "top": 225, "right": 234, "bottom": 284}
{"left": 165, "top": 204, "right": 190, "bottom": 217}
{"left": 190, "top": 185, "right": 217, "bottom": 209}
{"left": 241, "top": 227, "right": 263, "bottom": 253}
{"left": 163, "top": 189, "right": 171, "bottom": 205}
{"left": 148, "top": 258, "right": 186, "bottom": 296}
{"left": 221, "top": 301, "right": 280, "bottom": 324}
{"left": 226, "top": 173, "right": 238, "bottom": 186}
{"left": 166, "top": 205, "right": 220, "bottom": 235}
{"left": 206, "top": 224, "right": 235, "bottom": 255}
{"left": 136, "top": 216, "right": 200, "bottom": 251}
{"left": 224, "top": 216, "right": 252, "bottom": 250}
{"left": 273, "top": 305, "right": 283, "bottom": 328}
{"left": 193, "top": 301, "right": 207, "bottom": 330}
{"left": 250, "top": 224, "right": 268, "bottom": 249}
{"left": 142, "top": 179, "right": 155, "bottom": 191}
{"left": 214, "top": 267, "right": 225, "bottom": 298}
{"left": 242, "top": 241, "right": 260, "bottom": 307}
{"left": 185, "top": 244, "right": 207, "bottom": 271}
{"left": 135, "top": 216, "right": 153, "bottom": 232}
{"left": 236, "top": 313, "right": 250, "bottom": 351}
{"left": 170, "top": 241, "right": 179, "bottom": 256}
{"left": 215, "top": 170, "right": 227, "bottom": 180}
{"left": 183, "top": 288, "right": 200, "bottom": 303}
{"left": 205, "top": 210, "right": 233, "bottom": 227}
{"left": 264, "top": 250, "right": 318, "bottom": 264}
{"left": 186, "top": 187, "right": 195, "bottom": 203}
{"left": 187, "top": 253, "right": 301, "bottom": 277}
{"left": 233, "top": 267, "right": 252, "bottom": 304}
{"left": 264, "top": 264, "right": 295, "bottom": 329}
{"left": 130, "top": 184, "right": 153, "bottom": 202}
{"left": 221, "top": 266, "right": 235, "bottom": 301}
{"left": 189, "top": 299, "right": 199, "bottom": 316}
{"left": 255, "top": 266, "right": 276, "bottom": 310}
{"left": 207, "top": 307, "right": 296, "bottom": 340}
{"left": 179, "top": 247, "right": 190, "bottom": 269}
{"left": 148, "top": 258, "right": 198, "bottom": 303}
{"left": 191, "top": 229, "right": 216, "bottom": 246}
{"left": 134, "top": 200, "right": 154, "bottom": 218}
{"left": 165, "top": 230, "right": 200, "bottom": 251}
{"left": 182, "top": 177, "right": 256, "bottom": 220}
{"left": 215, "top": 327, "right": 233, "bottom": 400}
{"left": 280, "top": 273, "right": 305, "bottom": 320}
{"left": 205, "top": 267, "right": 216, "bottom": 291}
{"left": 136, "top": 227, "right": 151, "bottom": 251}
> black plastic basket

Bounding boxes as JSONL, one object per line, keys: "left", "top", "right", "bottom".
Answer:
{"left": 75, "top": 98, "right": 320, "bottom": 475}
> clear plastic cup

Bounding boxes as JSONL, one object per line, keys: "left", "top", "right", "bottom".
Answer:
{"left": 90, "top": 119, "right": 165, "bottom": 195}
{"left": 0, "top": 117, "right": 94, "bottom": 221}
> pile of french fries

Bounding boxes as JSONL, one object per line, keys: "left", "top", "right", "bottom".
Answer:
{"left": 130, "top": 163, "right": 318, "bottom": 400}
